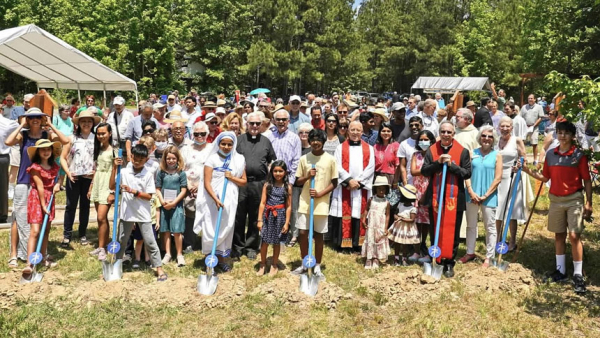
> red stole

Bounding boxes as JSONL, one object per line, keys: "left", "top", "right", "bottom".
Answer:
{"left": 430, "top": 141, "right": 464, "bottom": 262}
{"left": 341, "top": 140, "right": 370, "bottom": 248}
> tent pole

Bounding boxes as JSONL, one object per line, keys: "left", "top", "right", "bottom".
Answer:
{"left": 103, "top": 84, "right": 107, "bottom": 110}
{"left": 77, "top": 83, "right": 81, "bottom": 104}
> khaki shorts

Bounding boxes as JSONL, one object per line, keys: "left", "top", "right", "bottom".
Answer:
{"left": 526, "top": 128, "right": 539, "bottom": 145}
{"left": 9, "top": 145, "right": 20, "bottom": 167}
{"left": 296, "top": 213, "right": 328, "bottom": 234}
{"left": 547, "top": 191, "right": 585, "bottom": 234}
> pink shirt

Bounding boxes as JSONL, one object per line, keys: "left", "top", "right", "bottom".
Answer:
{"left": 374, "top": 142, "right": 400, "bottom": 175}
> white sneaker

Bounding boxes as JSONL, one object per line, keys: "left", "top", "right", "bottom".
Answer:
{"left": 291, "top": 266, "right": 307, "bottom": 275}
{"left": 177, "top": 255, "right": 186, "bottom": 267}
{"left": 89, "top": 248, "right": 102, "bottom": 256}
{"left": 8, "top": 184, "right": 14, "bottom": 200}
{"left": 162, "top": 254, "right": 172, "bottom": 265}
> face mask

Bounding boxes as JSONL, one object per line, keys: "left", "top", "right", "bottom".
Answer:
{"left": 218, "top": 149, "right": 230, "bottom": 157}
{"left": 194, "top": 140, "right": 206, "bottom": 146}
{"left": 418, "top": 141, "right": 430, "bottom": 151}
{"left": 155, "top": 141, "right": 167, "bottom": 151}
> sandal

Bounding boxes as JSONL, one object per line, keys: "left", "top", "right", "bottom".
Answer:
{"left": 8, "top": 257, "right": 18, "bottom": 268}
{"left": 22, "top": 265, "right": 33, "bottom": 275}
{"left": 269, "top": 265, "right": 279, "bottom": 276}
{"left": 218, "top": 262, "right": 232, "bottom": 272}
{"left": 256, "top": 264, "right": 266, "bottom": 276}
{"left": 43, "top": 255, "right": 58, "bottom": 268}
{"left": 482, "top": 259, "right": 490, "bottom": 268}
{"left": 458, "top": 254, "right": 476, "bottom": 264}
{"left": 157, "top": 273, "right": 168, "bottom": 282}
{"left": 287, "top": 238, "right": 297, "bottom": 247}
{"left": 60, "top": 238, "right": 70, "bottom": 248}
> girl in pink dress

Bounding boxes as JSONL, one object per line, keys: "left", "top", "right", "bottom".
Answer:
{"left": 23, "top": 139, "right": 61, "bottom": 277}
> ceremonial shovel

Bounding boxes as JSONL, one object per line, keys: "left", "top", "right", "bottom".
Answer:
{"left": 198, "top": 169, "right": 230, "bottom": 295}
{"left": 103, "top": 149, "right": 123, "bottom": 281}
{"left": 511, "top": 181, "right": 544, "bottom": 265}
{"left": 20, "top": 177, "right": 59, "bottom": 284}
{"left": 491, "top": 157, "right": 524, "bottom": 271}
{"left": 300, "top": 165, "right": 321, "bottom": 296}
{"left": 423, "top": 163, "right": 447, "bottom": 280}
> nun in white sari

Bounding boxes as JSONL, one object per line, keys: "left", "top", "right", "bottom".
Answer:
{"left": 195, "top": 131, "right": 246, "bottom": 271}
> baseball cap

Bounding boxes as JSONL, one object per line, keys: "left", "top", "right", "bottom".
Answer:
{"left": 168, "top": 94, "right": 176, "bottom": 100}
{"left": 289, "top": 95, "right": 301, "bottom": 103}
{"left": 391, "top": 102, "right": 406, "bottom": 111}
{"left": 113, "top": 96, "right": 125, "bottom": 105}
{"left": 153, "top": 102, "right": 165, "bottom": 109}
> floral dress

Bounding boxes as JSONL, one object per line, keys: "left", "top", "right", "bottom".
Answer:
{"left": 412, "top": 151, "right": 430, "bottom": 224}
{"left": 27, "top": 163, "right": 60, "bottom": 224}
{"left": 388, "top": 204, "right": 419, "bottom": 244}
{"left": 261, "top": 185, "right": 287, "bottom": 244}
{"left": 362, "top": 196, "right": 391, "bottom": 260}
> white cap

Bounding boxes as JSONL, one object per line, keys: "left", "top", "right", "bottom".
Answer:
{"left": 216, "top": 107, "right": 226, "bottom": 115}
{"left": 391, "top": 102, "right": 406, "bottom": 111}
{"left": 289, "top": 95, "right": 301, "bottom": 103}
{"left": 113, "top": 96, "right": 125, "bottom": 105}
{"left": 153, "top": 102, "right": 165, "bottom": 109}
{"left": 205, "top": 112, "right": 219, "bottom": 122}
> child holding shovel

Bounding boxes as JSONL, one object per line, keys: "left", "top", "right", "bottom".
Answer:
{"left": 22, "top": 139, "right": 62, "bottom": 278}
{"left": 292, "top": 129, "right": 338, "bottom": 278}
{"left": 111, "top": 144, "right": 167, "bottom": 281}
{"left": 256, "top": 160, "right": 292, "bottom": 276}
{"left": 521, "top": 121, "right": 592, "bottom": 294}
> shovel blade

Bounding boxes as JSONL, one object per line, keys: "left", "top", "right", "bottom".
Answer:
{"left": 19, "top": 267, "right": 43, "bottom": 284}
{"left": 431, "top": 265, "right": 444, "bottom": 280}
{"left": 490, "top": 258, "right": 499, "bottom": 268}
{"left": 498, "top": 261, "right": 510, "bottom": 272}
{"left": 423, "top": 262, "right": 432, "bottom": 276}
{"left": 102, "top": 259, "right": 123, "bottom": 282}
{"left": 299, "top": 274, "right": 320, "bottom": 296}
{"left": 197, "top": 273, "right": 219, "bottom": 296}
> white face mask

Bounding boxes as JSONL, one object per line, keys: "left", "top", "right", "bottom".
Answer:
{"left": 418, "top": 140, "right": 431, "bottom": 151}
{"left": 155, "top": 141, "right": 167, "bottom": 151}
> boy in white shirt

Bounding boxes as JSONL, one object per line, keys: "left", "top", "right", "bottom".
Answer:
{"left": 111, "top": 144, "right": 167, "bottom": 281}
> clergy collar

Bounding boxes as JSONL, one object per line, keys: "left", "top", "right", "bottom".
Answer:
{"left": 348, "top": 139, "right": 361, "bottom": 146}
{"left": 246, "top": 132, "right": 261, "bottom": 141}
{"left": 441, "top": 141, "right": 453, "bottom": 150}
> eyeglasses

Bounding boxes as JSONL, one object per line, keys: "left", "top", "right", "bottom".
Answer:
{"left": 193, "top": 132, "right": 208, "bottom": 137}
{"left": 339, "top": 125, "right": 348, "bottom": 129}
{"left": 481, "top": 134, "right": 494, "bottom": 139}
{"left": 291, "top": 101, "right": 300, "bottom": 105}
{"left": 248, "top": 121, "right": 261, "bottom": 126}
{"left": 209, "top": 121, "right": 219, "bottom": 125}
{"left": 275, "top": 118, "right": 288, "bottom": 122}
{"left": 143, "top": 129, "right": 155, "bottom": 134}
{"left": 440, "top": 130, "right": 453, "bottom": 135}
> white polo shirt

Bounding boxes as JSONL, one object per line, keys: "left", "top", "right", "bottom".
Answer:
{"left": 119, "top": 166, "right": 156, "bottom": 223}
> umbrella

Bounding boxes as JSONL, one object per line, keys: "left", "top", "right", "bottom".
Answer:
{"left": 249, "top": 88, "right": 270, "bottom": 95}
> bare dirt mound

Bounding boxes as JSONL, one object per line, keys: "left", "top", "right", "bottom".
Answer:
{"left": 358, "top": 263, "right": 537, "bottom": 308}
{"left": 251, "top": 274, "right": 350, "bottom": 310}
{"left": 0, "top": 270, "right": 245, "bottom": 310}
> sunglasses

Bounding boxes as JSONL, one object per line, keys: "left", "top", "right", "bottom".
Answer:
{"left": 143, "top": 129, "right": 155, "bottom": 134}
{"left": 193, "top": 132, "right": 208, "bottom": 137}
{"left": 440, "top": 130, "right": 453, "bottom": 135}
{"left": 248, "top": 121, "right": 261, "bottom": 126}
{"left": 326, "top": 120, "right": 337, "bottom": 123}
{"left": 259, "top": 105, "right": 269, "bottom": 108}
{"left": 338, "top": 111, "right": 348, "bottom": 114}
{"left": 27, "top": 116, "right": 42, "bottom": 120}
{"left": 209, "top": 121, "right": 219, "bottom": 125}
{"left": 291, "top": 101, "right": 300, "bottom": 105}
{"left": 275, "top": 118, "right": 288, "bottom": 122}
{"left": 481, "top": 134, "right": 494, "bottom": 139}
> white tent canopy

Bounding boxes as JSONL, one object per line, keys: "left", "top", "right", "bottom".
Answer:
{"left": 411, "top": 77, "right": 490, "bottom": 93}
{"left": 0, "top": 24, "right": 137, "bottom": 92}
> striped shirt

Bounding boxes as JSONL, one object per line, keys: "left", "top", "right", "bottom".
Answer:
{"left": 268, "top": 128, "right": 301, "bottom": 184}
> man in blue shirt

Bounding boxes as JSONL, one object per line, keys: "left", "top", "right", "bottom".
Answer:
{"left": 287, "top": 95, "right": 310, "bottom": 134}
{"left": 360, "top": 112, "right": 378, "bottom": 145}
{"left": 10, "top": 94, "right": 34, "bottom": 121}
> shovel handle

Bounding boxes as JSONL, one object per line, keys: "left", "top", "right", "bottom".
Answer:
{"left": 34, "top": 175, "right": 60, "bottom": 255}
{"left": 511, "top": 179, "right": 544, "bottom": 263}
{"left": 210, "top": 177, "right": 229, "bottom": 257}
{"left": 111, "top": 149, "right": 123, "bottom": 242}
{"left": 432, "top": 163, "right": 448, "bottom": 248}
{"left": 500, "top": 157, "right": 524, "bottom": 245}
{"left": 306, "top": 165, "right": 316, "bottom": 267}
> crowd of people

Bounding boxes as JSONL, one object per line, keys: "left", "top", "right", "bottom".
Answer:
{"left": 0, "top": 88, "right": 593, "bottom": 294}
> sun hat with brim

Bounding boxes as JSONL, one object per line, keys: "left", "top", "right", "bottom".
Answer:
{"left": 399, "top": 184, "right": 417, "bottom": 200}
{"left": 466, "top": 101, "right": 476, "bottom": 107}
{"left": 23, "top": 107, "right": 47, "bottom": 118}
{"left": 203, "top": 101, "right": 217, "bottom": 108}
{"left": 164, "top": 110, "right": 189, "bottom": 123}
{"left": 204, "top": 112, "right": 222, "bottom": 124}
{"left": 27, "top": 139, "right": 62, "bottom": 160}
{"left": 373, "top": 108, "right": 389, "bottom": 121}
{"left": 73, "top": 109, "right": 101, "bottom": 125}
{"left": 372, "top": 176, "right": 390, "bottom": 187}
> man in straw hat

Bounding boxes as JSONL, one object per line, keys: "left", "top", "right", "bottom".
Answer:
{"left": 419, "top": 121, "right": 471, "bottom": 277}
{"left": 329, "top": 121, "right": 375, "bottom": 252}
{"left": 125, "top": 103, "right": 159, "bottom": 161}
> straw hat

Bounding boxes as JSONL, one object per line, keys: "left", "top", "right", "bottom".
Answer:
{"left": 217, "top": 99, "right": 226, "bottom": 107}
{"left": 372, "top": 176, "right": 390, "bottom": 187}
{"left": 203, "top": 101, "right": 217, "bottom": 108}
{"left": 164, "top": 110, "right": 189, "bottom": 123}
{"left": 72, "top": 109, "right": 101, "bottom": 125}
{"left": 399, "top": 184, "right": 417, "bottom": 200}
{"left": 373, "top": 108, "right": 389, "bottom": 122}
{"left": 27, "top": 139, "right": 62, "bottom": 160}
